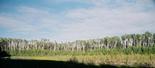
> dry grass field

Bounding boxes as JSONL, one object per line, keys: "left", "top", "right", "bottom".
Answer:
{"left": 10, "top": 54, "right": 155, "bottom": 67}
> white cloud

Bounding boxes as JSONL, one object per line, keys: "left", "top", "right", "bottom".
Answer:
{"left": 53, "top": 0, "right": 155, "bottom": 41}
{"left": 0, "top": 6, "right": 63, "bottom": 40}
{"left": 0, "top": 0, "right": 155, "bottom": 42}
{"left": 0, "top": 16, "right": 37, "bottom": 32}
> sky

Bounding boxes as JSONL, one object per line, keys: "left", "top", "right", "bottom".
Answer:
{"left": 0, "top": 0, "right": 155, "bottom": 42}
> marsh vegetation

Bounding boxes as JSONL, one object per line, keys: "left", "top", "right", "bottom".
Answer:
{"left": 1, "top": 32, "right": 155, "bottom": 67}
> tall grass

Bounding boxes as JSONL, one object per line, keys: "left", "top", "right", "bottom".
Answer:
{"left": 8, "top": 46, "right": 155, "bottom": 56}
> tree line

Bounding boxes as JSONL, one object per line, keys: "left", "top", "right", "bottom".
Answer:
{"left": 0, "top": 32, "right": 155, "bottom": 52}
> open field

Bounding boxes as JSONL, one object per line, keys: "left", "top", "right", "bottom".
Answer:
{"left": 10, "top": 54, "right": 155, "bottom": 67}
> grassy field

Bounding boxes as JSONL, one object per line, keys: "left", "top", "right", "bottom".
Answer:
{"left": 2, "top": 46, "right": 155, "bottom": 67}
{"left": 10, "top": 54, "right": 155, "bottom": 67}
{"left": 1, "top": 46, "right": 153, "bottom": 67}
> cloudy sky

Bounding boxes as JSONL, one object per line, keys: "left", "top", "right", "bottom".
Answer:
{"left": 0, "top": 0, "right": 155, "bottom": 42}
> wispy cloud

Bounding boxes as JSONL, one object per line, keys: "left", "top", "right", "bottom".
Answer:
{"left": 0, "top": 0, "right": 155, "bottom": 42}
{"left": 54, "top": 0, "right": 155, "bottom": 41}
{"left": 0, "top": 6, "right": 63, "bottom": 40}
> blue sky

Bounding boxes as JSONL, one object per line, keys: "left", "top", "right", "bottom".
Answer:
{"left": 0, "top": 0, "right": 155, "bottom": 42}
